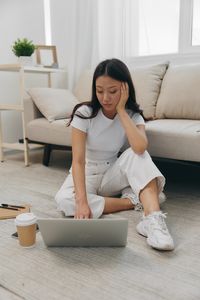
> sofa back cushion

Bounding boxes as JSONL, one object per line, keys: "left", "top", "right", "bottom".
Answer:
{"left": 73, "top": 63, "right": 168, "bottom": 119}
{"left": 130, "top": 63, "right": 168, "bottom": 119}
{"left": 73, "top": 70, "right": 93, "bottom": 102}
{"left": 28, "top": 88, "right": 79, "bottom": 122}
{"left": 156, "top": 64, "right": 200, "bottom": 119}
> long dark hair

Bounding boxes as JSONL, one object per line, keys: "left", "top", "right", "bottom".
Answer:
{"left": 68, "top": 58, "right": 143, "bottom": 126}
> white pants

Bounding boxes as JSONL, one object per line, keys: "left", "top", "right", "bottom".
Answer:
{"left": 55, "top": 148, "right": 165, "bottom": 219}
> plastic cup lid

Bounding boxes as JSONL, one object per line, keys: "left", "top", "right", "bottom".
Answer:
{"left": 15, "top": 213, "right": 37, "bottom": 226}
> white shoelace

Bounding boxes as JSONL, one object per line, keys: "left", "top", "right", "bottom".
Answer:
{"left": 148, "top": 212, "right": 169, "bottom": 234}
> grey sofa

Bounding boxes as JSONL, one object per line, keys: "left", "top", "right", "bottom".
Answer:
{"left": 24, "top": 62, "right": 200, "bottom": 166}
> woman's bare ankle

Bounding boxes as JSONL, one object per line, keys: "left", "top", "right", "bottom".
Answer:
{"left": 122, "top": 198, "right": 135, "bottom": 210}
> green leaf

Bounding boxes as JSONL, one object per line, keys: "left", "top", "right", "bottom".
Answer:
{"left": 11, "top": 38, "right": 36, "bottom": 57}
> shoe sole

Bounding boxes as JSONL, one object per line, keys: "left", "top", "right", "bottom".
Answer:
{"left": 147, "top": 238, "right": 174, "bottom": 251}
{"left": 136, "top": 226, "right": 147, "bottom": 237}
{"left": 137, "top": 226, "right": 174, "bottom": 251}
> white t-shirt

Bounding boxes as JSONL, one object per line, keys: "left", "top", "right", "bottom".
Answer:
{"left": 71, "top": 105, "right": 145, "bottom": 161}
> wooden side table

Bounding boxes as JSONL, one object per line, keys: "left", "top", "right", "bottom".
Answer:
{"left": 0, "top": 64, "right": 67, "bottom": 166}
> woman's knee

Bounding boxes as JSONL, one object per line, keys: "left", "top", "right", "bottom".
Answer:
{"left": 122, "top": 147, "right": 133, "bottom": 156}
{"left": 55, "top": 189, "right": 76, "bottom": 216}
{"left": 119, "top": 147, "right": 149, "bottom": 165}
{"left": 55, "top": 188, "right": 74, "bottom": 205}
{"left": 122, "top": 147, "right": 148, "bottom": 157}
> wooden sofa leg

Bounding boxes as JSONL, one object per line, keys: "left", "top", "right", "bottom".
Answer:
{"left": 43, "top": 144, "right": 52, "bottom": 166}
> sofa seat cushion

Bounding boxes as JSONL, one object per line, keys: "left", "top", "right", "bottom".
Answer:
{"left": 146, "top": 119, "right": 200, "bottom": 162}
{"left": 27, "top": 118, "right": 72, "bottom": 146}
{"left": 156, "top": 64, "right": 200, "bottom": 119}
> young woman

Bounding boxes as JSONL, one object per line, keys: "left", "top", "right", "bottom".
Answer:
{"left": 55, "top": 58, "right": 174, "bottom": 251}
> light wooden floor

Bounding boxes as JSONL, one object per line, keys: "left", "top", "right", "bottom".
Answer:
{"left": 0, "top": 150, "right": 200, "bottom": 300}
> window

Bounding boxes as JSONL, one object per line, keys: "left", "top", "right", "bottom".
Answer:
{"left": 192, "top": 0, "right": 200, "bottom": 45}
{"left": 43, "top": 0, "right": 52, "bottom": 45}
{"left": 98, "top": 0, "right": 181, "bottom": 58}
{"left": 138, "top": 0, "right": 180, "bottom": 55}
{"left": 46, "top": 0, "right": 200, "bottom": 60}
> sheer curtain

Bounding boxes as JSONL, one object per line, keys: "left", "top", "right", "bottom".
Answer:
{"left": 50, "top": 0, "right": 99, "bottom": 89}
{"left": 50, "top": 0, "right": 140, "bottom": 89}
{"left": 50, "top": 0, "right": 139, "bottom": 88}
{"left": 50, "top": 0, "right": 179, "bottom": 89}
{"left": 66, "top": 0, "right": 99, "bottom": 89}
{"left": 98, "top": 0, "right": 139, "bottom": 60}
{"left": 97, "top": 0, "right": 180, "bottom": 59}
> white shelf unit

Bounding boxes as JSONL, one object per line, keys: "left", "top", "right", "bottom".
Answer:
{"left": 0, "top": 64, "right": 67, "bottom": 166}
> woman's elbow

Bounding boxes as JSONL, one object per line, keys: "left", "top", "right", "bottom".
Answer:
{"left": 134, "top": 148, "right": 146, "bottom": 155}
{"left": 132, "top": 141, "right": 148, "bottom": 155}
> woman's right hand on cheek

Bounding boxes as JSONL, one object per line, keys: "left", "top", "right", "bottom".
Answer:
{"left": 74, "top": 201, "right": 92, "bottom": 219}
{"left": 116, "top": 82, "right": 129, "bottom": 112}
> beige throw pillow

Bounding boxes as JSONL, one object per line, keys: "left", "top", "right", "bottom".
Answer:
{"left": 28, "top": 88, "right": 79, "bottom": 122}
{"left": 156, "top": 64, "right": 200, "bottom": 119}
{"left": 130, "top": 63, "right": 168, "bottom": 119}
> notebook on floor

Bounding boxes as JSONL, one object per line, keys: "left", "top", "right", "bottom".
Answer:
{"left": 37, "top": 215, "right": 128, "bottom": 247}
{"left": 0, "top": 204, "right": 31, "bottom": 220}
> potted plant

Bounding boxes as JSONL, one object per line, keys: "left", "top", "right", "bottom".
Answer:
{"left": 12, "top": 38, "right": 36, "bottom": 66}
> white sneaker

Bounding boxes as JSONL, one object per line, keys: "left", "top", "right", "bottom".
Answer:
{"left": 136, "top": 211, "right": 174, "bottom": 251}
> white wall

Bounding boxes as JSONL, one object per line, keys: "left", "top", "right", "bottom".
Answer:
{"left": 0, "top": 0, "right": 45, "bottom": 143}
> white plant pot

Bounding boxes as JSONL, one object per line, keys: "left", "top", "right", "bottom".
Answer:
{"left": 18, "top": 56, "right": 33, "bottom": 66}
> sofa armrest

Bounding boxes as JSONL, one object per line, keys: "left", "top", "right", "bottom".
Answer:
{"left": 23, "top": 92, "right": 43, "bottom": 131}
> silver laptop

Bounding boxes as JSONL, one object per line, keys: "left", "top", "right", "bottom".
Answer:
{"left": 37, "top": 215, "right": 128, "bottom": 247}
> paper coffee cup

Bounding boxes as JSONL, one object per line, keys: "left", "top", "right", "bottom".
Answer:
{"left": 15, "top": 213, "right": 37, "bottom": 248}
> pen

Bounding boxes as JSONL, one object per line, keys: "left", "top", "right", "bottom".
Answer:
{"left": 1, "top": 204, "right": 25, "bottom": 209}
{"left": 0, "top": 206, "right": 19, "bottom": 211}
